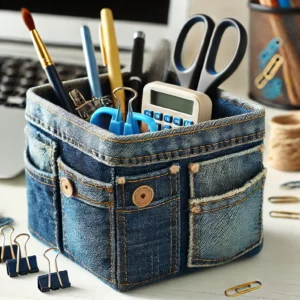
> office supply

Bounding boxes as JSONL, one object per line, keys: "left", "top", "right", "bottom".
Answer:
{"left": 38, "top": 248, "right": 71, "bottom": 292}
{"left": 81, "top": 25, "right": 103, "bottom": 100}
{"left": 269, "top": 196, "right": 300, "bottom": 203}
{"left": 269, "top": 114, "right": 300, "bottom": 171}
{"left": 0, "top": 217, "right": 13, "bottom": 227}
{"left": 100, "top": 8, "right": 125, "bottom": 119}
{"left": 146, "top": 39, "right": 171, "bottom": 84}
{"left": 281, "top": 181, "right": 300, "bottom": 189}
{"left": 6, "top": 233, "right": 39, "bottom": 277}
{"left": 21, "top": 8, "right": 76, "bottom": 114}
{"left": 278, "top": 0, "right": 291, "bottom": 7}
{"left": 0, "top": 226, "right": 18, "bottom": 263}
{"left": 225, "top": 281, "right": 262, "bottom": 297}
{"left": 130, "top": 31, "right": 145, "bottom": 112}
{"left": 270, "top": 211, "right": 300, "bottom": 219}
{"left": 90, "top": 87, "right": 157, "bottom": 135}
{"left": 69, "top": 89, "right": 112, "bottom": 121}
{"left": 173, "top": 15, "right": 247, "bottom": 95}
{"left": 142, "top": 81, "right": 212, "bottom": 131}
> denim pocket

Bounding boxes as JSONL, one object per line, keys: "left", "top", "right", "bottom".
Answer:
{"left": 58, "top": 158, "right": 115, "bottom": 285}
{"left": 188, "top": 170, "right": 265, "bottom": 268}
{"left": 116, "top": 165, "right": 180, "bottom": 289}
{"left": 189, "top": 145, "right": 264, "bottom": 198}
{"left": 25, "top": 126, "right": 59, "bottom": 247}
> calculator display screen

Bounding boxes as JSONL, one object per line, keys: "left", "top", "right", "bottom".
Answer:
{"left": 151, "top": 91, "right": 194, "bottom": 115}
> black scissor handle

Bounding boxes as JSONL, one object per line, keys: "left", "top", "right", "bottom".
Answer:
{"left": 197, "top": 18, "right": 248, "bottom": 94}
{"left": 172, "top": 14, "right": 215, "bottom": 90}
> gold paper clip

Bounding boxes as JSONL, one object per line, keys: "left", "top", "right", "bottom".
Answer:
{"left": 0, "top": 226, "right": 17, "bottom": 263}
{"left": 270, "top": 211, "right": 300, "bottom": 220}
{"left": 255, "top": 54, "right": 284, "bottom": 89}
{"left": 269, "top": 196, "right": 300, "bottom": 204}
{"left": 225, "top": 281, "right": 262, "bottom": 297}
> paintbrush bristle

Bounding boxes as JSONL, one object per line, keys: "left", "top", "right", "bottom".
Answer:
{"left": 21, "top": 8, "right": 35, "bottom": 31}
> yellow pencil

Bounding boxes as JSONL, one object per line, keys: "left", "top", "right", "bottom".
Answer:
{"left": 100, "top": 8, "right": 126, "bottom": 119}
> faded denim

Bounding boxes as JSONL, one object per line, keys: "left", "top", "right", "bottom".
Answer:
{"left": 25, "top": 73, "right": 266, "bottom": 291}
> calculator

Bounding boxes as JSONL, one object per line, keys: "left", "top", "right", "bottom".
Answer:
{"left": 142, "top": 82, "right": 212, "bottom": 130}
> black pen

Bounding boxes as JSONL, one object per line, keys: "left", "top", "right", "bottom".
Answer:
{"left": 129, "top": 31, "right": 145, "bottom": 112}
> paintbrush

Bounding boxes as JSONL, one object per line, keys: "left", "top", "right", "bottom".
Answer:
{"left": 21, "top": 8, "right": 76, "bottom": 114}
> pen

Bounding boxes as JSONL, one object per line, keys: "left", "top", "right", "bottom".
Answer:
{"left": 81, "top": 25, "right": 103, "bottom": 100}
{"left": 100, "top": 8, "right": 125, "bottom": 119}
{"left": 21, "top": 8, "right": 76, "bottom": 115}
{"left": 129, "top": 31, "right": 145, "bottom": 112}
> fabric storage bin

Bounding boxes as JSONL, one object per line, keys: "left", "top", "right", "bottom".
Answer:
{"left": 249, "top": 1, "right": 300, "bottom": 109}
{"left": 25, "top": 73, "right": 266, "bottom": 291}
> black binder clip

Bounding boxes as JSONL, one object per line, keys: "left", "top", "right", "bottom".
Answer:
{"left": 6, "top": 233, "right": 39, "bottom": 277}
{"left": 38, "top": 247, "right": 71, "bottom": 293}
{"left": 0, "top": 226, "right": 18, "bottom": 263}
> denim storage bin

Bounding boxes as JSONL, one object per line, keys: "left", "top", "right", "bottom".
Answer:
{"left": 25, "top": 73, "right": 266, "bottom": 291}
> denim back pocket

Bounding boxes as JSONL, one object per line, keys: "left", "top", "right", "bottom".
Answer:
{"left": 188, "top": 170, "right": 265, "bottom": 268}
{"left": 189, "top": 145, "right": 264, "bottom": 198}
{"left": 57, "top": 158, "right": 115, "bottom": 285}
{"left": 115, "top": 165, "right": 180, "bottom": 290}
{"left": 25, "top": 125, "right": 59, "bottom": 247}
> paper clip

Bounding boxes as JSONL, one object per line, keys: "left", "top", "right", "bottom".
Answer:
{"left": 269, "top": 196, "right": 300, "bottom": 204}
{"left": 281, "top": 181, "right": 300, "bottom": 190}
{"left": 255, "top": 54, "right": 284, "bottom": 89}
{"left": 0, "top": 226, "right": 18, "bottom": 263}
{"left": 90, "top": 87, "right": 157, "bottom": 135}
{"left": 225, "top": 281, "right": 262, "bottom": 297}
{"left": 38, "top": 248, "right": 71, "bottom": 293}
{"left": 270, "top": 211, "right": 300, "bottom": 220}
{"left": 6, "top": 233, "right": 39, "bottom": 277}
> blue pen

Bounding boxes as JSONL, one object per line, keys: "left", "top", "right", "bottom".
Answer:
{"left": 278, "top": 0, "right": 291, "bottom": 7}
{"left": 81, "top": 25, "right": 103, "bottom": 99}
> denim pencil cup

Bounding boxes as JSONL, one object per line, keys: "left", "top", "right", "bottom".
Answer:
{"left": 25, "top": 73, "right": 266, "bottom": 291}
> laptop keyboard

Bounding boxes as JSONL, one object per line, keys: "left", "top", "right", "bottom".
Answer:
{"left": 0, "top": 56, "right": 106, "bottom": 109}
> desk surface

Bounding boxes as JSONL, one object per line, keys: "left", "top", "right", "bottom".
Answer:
{"left": 1, "top": 105, "right": 300, "bottom": 300}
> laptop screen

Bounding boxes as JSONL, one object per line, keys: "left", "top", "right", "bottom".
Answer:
{"left": 1, "top": 0, "right": 170, "bottom": 25}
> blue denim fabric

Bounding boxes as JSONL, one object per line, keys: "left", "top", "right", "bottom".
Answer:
{"left": 25, "top": 74, "right": 266, "bottom": 291}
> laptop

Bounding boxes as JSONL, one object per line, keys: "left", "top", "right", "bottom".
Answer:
{"left": 0, "top": 0, "right": 190, "bottom": 179}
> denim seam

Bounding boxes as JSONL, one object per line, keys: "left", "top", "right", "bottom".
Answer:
{"left": 25, "top": 108, "right": 265, "bottom": 143}
{"left": 122, "top": 216, "right": 128, "bottom": 284}
{"left": 175, "top": 195, "right": 178, "bottom": 272}
{"left": 72, "top": 192, "right": 111, "bottom": 207}
{"left": 61, "top": 198, "right": 114, "bottom": 283}
{"left": 196, "top": 182, "right": 264, "bottom": 213}
{"left": 26, "top": 114, "right": 264, "bottom": 165}
{"left": 58, "top": 163, "right": 113, "bottom": 192}
{"left": 29, "top": 226, "right": 56, "bottom": 248}
{"left": 25, "top": 168, "right": 55, "bottom": 187}
{"left": 109, "top": 204, "right": 113, "bottom": 282}
{"left": 116, "top": 197, "right": 179, "bottom": 213}
{"left": 170, "top": 200, "right": 173, "bottom": 273}
{"left": 125, "top": 171, "right": 170, "bottom": 183}
{"left": 121, "top": 184, "right": 125, "bottom": 208}
{"left": 119, "top": 198, "right": 178, "bottom": 287}
{"left": 169, "top": 174, "right": 172, "bottom": 196}
{"left": 25, "top": 163, "right": 55, "bottom": 182}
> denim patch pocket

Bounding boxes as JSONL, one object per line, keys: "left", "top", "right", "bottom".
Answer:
{"left": 189, "top": 145, "right": 264, "bottom": 198}
{"left": 116, "top": 165, "right": 180, "bottom": 289}
{"left": 188, "top": 170, "right": 265, "bottom": 268}
{"left": 57, "top": 158, "right": 115, "bottom": 285}
{"left": 25, "top": 125, "right": 59, "bottom": 247}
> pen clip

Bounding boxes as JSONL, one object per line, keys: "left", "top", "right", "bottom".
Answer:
{"left": 99, "top": 25, "right": 107, "bottom": 66}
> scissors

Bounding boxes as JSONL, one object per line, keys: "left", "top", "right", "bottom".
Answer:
{"left": 90, "top": 87, "right": 157, "bottom": 135}
{"left": 172, "top": 14, "right": 248, "bottom": 94}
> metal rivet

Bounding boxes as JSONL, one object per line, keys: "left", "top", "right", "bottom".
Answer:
{"left": 116, "top": 177, "right": 126, "bottom": 185}
{"left": 132, "top": 185, "right": 154, "bottom": 208}
{"left": 191, "top": 205, "right": 201, "bottom": 215}
{"left": 60, "top": 178, "right": 74, "bottom": 198}
{"left": 189, "top": 163, "right": 199, "bottom": 174}
{"left": 170, "top": 165, "right": 180, "bottom": 174}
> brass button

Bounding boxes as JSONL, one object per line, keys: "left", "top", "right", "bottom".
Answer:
{"left": 60, "top": 178, "right": 74, "bottom": 198}
{"left": 191, "top": 205, "right": 201, "bottom": 215}
{"left": 132, "top": 185, "right": 154, "bottom": 208}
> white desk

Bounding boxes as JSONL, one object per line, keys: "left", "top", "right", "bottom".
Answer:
{"left": 1, "top": 104, "right": 300, "bottom": 300}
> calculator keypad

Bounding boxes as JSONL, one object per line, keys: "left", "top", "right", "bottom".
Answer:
{"left": 144, "top": 110, "right": 194, "bottom": 131}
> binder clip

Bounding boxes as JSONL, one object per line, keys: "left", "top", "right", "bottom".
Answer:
{"left": 38, "top": 247, "right": 71, "bottom": 293}
{"left": 0, "top": 226, "right": 18, "bottom": 263}
{"left": 6, "top": 233, "right": 39, "bottom": 277}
